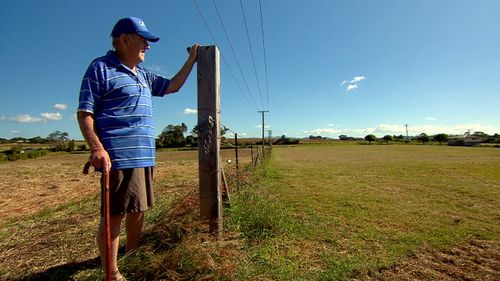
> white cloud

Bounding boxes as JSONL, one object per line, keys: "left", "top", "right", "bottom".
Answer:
{"left": 182, "top": 108, "right": 197, "bottom": 115}
{"left": 350, "top": 76, "right": 366, "bottom": 83}
{"left": 340, "top": 80, "right": 347, "bottom": 86}
{"left": 41, "top": 112, "right": 62, "bottom": 121}
{"left": 347, "top": 84, "right": 358, "bottom": 91}
{"left": 11, "top": 130, "right": 21, "bottom": 134}
{"left": 0, "top": 116, "right": 5, "bottom": 120}
{"left": 53, "top": 103, "right": 68, "bottom": 110}
{"left": 426, "top": 117, "right": 437, "bottom": 121}
{"left": 149, "top": 64, "right": 169, "bottom": 76}
{"left": 305, "top": 128, "right": 348, "bottom": 135}
{"left": 296, "top": 123, "right": 500, "bottom": 138}
{"left": 256, "top": 124, "right": 271, "bottom": 129}
{"left": 9, "top": 114, "right": 45, "bottom": 123}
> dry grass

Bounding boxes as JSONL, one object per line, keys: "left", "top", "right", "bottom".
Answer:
{"left": 1, "top": 145, "right": 499, "bottom": 280}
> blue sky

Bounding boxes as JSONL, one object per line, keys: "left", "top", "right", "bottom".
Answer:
{"left": 1, "top": 0, "right": 499, "bottom": 139}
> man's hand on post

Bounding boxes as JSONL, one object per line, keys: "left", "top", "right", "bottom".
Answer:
{"left": 188, "top": 44, "right": 199, "bottom": 62}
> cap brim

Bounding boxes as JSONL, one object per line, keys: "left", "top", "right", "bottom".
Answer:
{"left": 138, "top": 31, "right": 160, "bottom": 42}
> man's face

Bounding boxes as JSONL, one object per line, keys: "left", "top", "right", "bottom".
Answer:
{"left": 124, "top": 33, "right": 150, "bottom": 64}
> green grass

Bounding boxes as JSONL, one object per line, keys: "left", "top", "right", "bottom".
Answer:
{"left": 224, "top": 145, "right": 500, "bottom": 280}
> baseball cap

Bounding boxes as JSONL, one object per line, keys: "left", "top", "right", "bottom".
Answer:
{"left": 111, "top": 17, "right": 160, "bottom": 42}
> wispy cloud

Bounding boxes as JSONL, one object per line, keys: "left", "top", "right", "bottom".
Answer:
{"left": 9, "top": 112, "right": 63, "bottom": 123}
{"left": 299, "top": 123, "right": 500, "bottom": 138}
{"left": 182, "top": 108, "right": 197, "bottom": 115}
{"left": 256, "top": 124, "right": 271, "bottom": 129}
{"left": 347, "top": 84, "right": 358, "bottom": 91}
{"left": 9, "top": 114, "right": 45, "bottom": 123}
{"left": 11, "top": 130, "right": 21, "bottom": 134}
{"left": 350, "top": 76, "right": 366, "bottom": 83}
{"left": 342, "top": 75, "right": 366, "bottom": 92}
{"left": 53, "top": 103, "right": 68, "bottom": 110}
{"left": 305, "top": 128, "right": 348, "bottom": 135}
{"left": 0, "top": 116, "right": 5, "bottom": 120}
{"left": 426, "top": 116, "right": 437, "bottom": 121}
{"left": 149, "top": 64, "right": 169, "bottom": 76}
{"left": 41, "top": 112, "right": 62, "bottom": 121}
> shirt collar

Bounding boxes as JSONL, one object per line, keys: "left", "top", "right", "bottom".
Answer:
{"left": 105, "top": 50, "right": 143, "bottom": 75}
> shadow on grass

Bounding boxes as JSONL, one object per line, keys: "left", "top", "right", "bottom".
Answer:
{"left": 18, "top": 257, "right": 101, "bottom": 281}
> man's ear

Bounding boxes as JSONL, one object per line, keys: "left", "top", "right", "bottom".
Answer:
{"left": 119, "top": 34, "right": 128, "bottom": 45}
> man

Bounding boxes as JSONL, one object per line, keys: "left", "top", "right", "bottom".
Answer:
{"left": 77, "top": 17, "right": 198, "bottom": 280}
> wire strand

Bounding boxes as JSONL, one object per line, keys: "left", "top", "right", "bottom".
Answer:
{"left": 212, "top": 0, "right": 259, "bottom": 110}
{"left": 192, "top": 0, "right": 258, "bottom": 111}
{"left": 239, "top": 0, "right": 265, "bottom": 110}
{"left": 258, "top": 0, "right": 270, "bottom": 111}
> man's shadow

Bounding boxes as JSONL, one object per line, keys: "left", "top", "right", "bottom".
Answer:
{"left": 16, "top": 256, "right": 101, "bottom": 281}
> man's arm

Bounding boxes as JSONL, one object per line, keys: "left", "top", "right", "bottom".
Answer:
{"left": 77, "top": 111, "right": 110, "bottom": 172}
{"left": 166, "top": 44, "right": 199, "bottom": 94}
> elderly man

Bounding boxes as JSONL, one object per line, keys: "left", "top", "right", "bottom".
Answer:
{"left": 77, "top": 17, "right": 198, "bottom": 280}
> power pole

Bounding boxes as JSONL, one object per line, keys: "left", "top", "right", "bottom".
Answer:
{"left": 405, "top": 124, "right": 409, "bottom": 143}
{"left": 257, "top": 110, "right": 269, "bottom": 150}
{"left": 267, "top": 130, "right": 272, "bottom": 146}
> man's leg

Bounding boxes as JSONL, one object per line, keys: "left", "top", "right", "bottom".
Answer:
{"left": 125, "top": 211, "right": 144, "bottom": 253}
{"left": 97, "top": 214, "right": 124, "bottom": 278}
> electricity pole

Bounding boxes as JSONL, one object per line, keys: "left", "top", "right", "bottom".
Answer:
{"left": 257, "top": 110, "right": 269, "bottom": 149}
{"left": 405, "top": 124, "right": 409, "bottom": 143}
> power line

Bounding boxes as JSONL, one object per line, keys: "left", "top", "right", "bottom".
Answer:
{"left": 258, "top": 0, "right": 270, "bottom": 110}
{"left": 211, "top": 0, "right": 259, "bottom": 110}
{"left": 239, "top": 0, "right": 265, "bottom": 110}
{"left": 192, "top": 0, "right": 258, "bottom": 112}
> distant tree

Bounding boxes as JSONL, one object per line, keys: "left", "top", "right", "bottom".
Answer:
{"left": 382, "top": 135, "right": 394, "bottom": 144}
{"left": 66, "top": 140, "right": 76, "bottom": 152}
{"left": 338, "top": 135, "right": 348, "bottom": 140}
{"left": 29, "top": 136, "right": 46, "bottom": 143}
{"left": 394, "top": 135, "right": 405, "bottom": 142}
{"left": 47, "top": 131, "right": 70, "bottom": 151}
{"left": 158, "top": 124, "right": 186, "bottom": 147}
{"left": 416, "top": 133, "right": 430, "bottom": 144}
{"left": 190, "top": 125, "right": 199, "bottom": 137}
{"left": 364, "top": 134, "right": 377, "bottom": 144}
{"left": 10, "top": 137, "right": 28, "bottom": 143}
{"left": 433, "top": 133, "right": 449, "bottom": 145}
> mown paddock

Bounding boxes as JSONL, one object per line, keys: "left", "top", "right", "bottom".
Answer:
{"left": 247, "top": 144, "right": 499, "bottom": 279}
{"left": 0, "top": 148, "right": 250, "bottom": 279}
{"left": 0, "top": 144, "right": 498, "bottom": 280}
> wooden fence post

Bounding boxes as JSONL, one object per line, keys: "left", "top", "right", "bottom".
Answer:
{"left": 197, "top": 45, "right": 222, "bottom": 235}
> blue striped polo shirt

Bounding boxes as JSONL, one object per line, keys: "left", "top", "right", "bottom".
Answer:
{"left": 78, "top": 50, "right": 171, "bottom": 169}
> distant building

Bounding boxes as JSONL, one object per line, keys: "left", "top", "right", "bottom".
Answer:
{"left": 448, "top": 131, "right": 481, "bottom": 146}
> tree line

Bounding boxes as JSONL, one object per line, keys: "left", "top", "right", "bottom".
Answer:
{"left": 359, "top": 132, "right": 500, "bottom": 145}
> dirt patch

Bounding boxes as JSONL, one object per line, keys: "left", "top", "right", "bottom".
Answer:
{"left": 373, "top": 239, "right": 499, "bottom": 280}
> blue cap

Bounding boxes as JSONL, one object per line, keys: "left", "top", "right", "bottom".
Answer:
{"left": 111, "top": 17, "right": 160, "bottom": 42}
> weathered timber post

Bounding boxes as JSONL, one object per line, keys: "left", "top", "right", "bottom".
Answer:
{"left": 197, "top": 45, "right": 222, "bottom": 234}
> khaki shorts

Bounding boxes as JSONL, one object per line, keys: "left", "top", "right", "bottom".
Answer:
{"left": 101, "top": 167, "right": 154, "bottom": 216}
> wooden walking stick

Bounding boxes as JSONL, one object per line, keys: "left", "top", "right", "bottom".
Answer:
{"left": 83, "top": 162, "right": 112, "bottom": 281}
{"left": 103, "top": 169, "right": 112, "bottom": 281}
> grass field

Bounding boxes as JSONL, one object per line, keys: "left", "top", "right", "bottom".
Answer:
{"left": 0, "top": 144, "right": 498, "bottom": 280}
{"left": 235, "top": 145, "right": 499, "bottom": 280}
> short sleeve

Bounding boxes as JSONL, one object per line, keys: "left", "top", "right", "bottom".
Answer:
{"left": 78, "top": 63, "right": 103, "bottom": 113}
{"left": 143, "top": 69, "right": 170, "bottom": 97}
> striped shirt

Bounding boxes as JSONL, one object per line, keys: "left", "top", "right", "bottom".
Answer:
{"left": 78, "top": 51, "right": 171, "bottom": 169}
